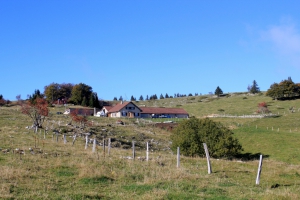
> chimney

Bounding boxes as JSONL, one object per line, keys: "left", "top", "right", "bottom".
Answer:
{"left": 121, "top": 101, "right": 123, "bottom": 104}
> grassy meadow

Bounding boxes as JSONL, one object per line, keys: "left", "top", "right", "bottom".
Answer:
{"left": 1, "top": 93, "right": 300, "bottom": 199}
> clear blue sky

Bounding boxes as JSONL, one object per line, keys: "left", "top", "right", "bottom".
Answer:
{"left": 1, "top": 0, "right": 300, "bottom": 101}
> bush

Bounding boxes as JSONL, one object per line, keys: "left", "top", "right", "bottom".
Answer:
{"left": 170, "top": 117, "right": 243, "bottom": 158}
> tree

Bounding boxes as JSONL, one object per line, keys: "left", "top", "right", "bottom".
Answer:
{"left": 81, "top": 97, "right": 87, "bottom": 106}
{"left": 171, "top": 117, "right": 243, "bottom": 158}
{"left": 20, "top": 97, "right": 49, "bottom": 128}
{"left": 70, "top": 109, "right": 89, "bottom": 128}
{"left": 266, "top": 77, "right": 299, "bottom": 100}
{"left": 44, "top": 83, "right": 73, "bottom": 103}
{"left": 247, "top": 84, "right": 251, "bottom": 92}
{"left": 89, "top": 93, "right": 95, "bottom": 107}
{"left": 28, "top": 89, "right": 44, "bottom": 104}
{"left": 215, "top": 86, "right": 223, "bottom": 97}
{"left": 139, "top": 95, "right": 144, "bottom": 101}
{"left": 0, "top": 94, "right": 6, "bottom": 106}
{"left": 69, "top": 83, "right": 93, "bottom": 106}
{"left": 165, "top": 93, "right": 169, "bottom": 98}
{"left": 113, "top": 97, "right": 117, "bottom": 101}
{"left": 130, "top": 95, "right": 136, "bottom": 101}
{"left": 250, "top": 80, "right": 260, "bottom": 94}
{"left": 94, "top": 93, "right": 100, "bottom": 108}
{"left": 257, "top": 102, "right": 269, "bottom": 114}
{"left": 160, "top": 94, "right": 164, "bottom": 99}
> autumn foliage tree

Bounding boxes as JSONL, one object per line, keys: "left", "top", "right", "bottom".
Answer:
{"left": 20, "top": 97, "right": 49, "bottom": 128}
{"left": 70, "top": 109, "right": 89, "bottom": 128}
{"left": 257, "top": 102, "right": 270, "bottom": 114}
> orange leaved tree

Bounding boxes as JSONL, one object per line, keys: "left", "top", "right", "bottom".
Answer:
{"left": 20, "top": 97, "right": 49, "bottom": 128}
{"left": 70, "top": 109, "right": 89, "bottom": 128}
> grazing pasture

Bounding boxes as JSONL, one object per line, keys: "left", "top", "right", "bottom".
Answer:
{"left": 1, "top": 93, "right": 300, "bottom": 199}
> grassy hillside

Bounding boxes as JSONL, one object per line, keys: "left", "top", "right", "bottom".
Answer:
{"left": 1, "top": 93, "right": 300, "bottom": 199}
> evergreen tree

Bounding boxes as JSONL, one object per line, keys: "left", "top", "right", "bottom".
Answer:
{"left": 130, "top": 95, "right": 135, "bottom": 101}
{"left": 0, "top": 94, "right": 5, "bottom": 106}
{"left": 113, "top": 97, "right": 117, "bottom": 101}
{"left": 139, "top": 95, "right": 144, "bottom": 101}
{"left": 165, "top": 93, "right": 169, "bottom": 98}
{"left": 69, "top": 83, "right": 93, "bottom": 105}
{"left": 94, "top": 93, "right": 100, "bottom": 108}
{"left": 81, "top": 97, "right": 87, "bottom": 106}
{"left": 119, "top": 96, "right": 123, "bottom": 101}
{"left": 160, "top": 94, "right": 164, "bottom": 99}
{"left": 250, "top": 80, "right": 260, "bottom": 94}
{"left": 146, "top": 95, "right": 149, "bottom": 100}
{"left": 28, "top": 89, "right": 44, "bottom": 104}
{"left": 89, "top": 93, "right": 94, "bottom": 107}
{"left": 215, "top": 86, "right": 223, "bottom": 97}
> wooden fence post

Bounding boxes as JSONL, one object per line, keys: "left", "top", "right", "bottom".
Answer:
{"left": 146, "top": 142, "right": 149, "bottom": 161}
{"left": 108, "top": 138, "right": 111, "bottom": 156}
{"left": 63, "top": 134, "right": 67, "bottom": 144}
{"left": 177, "top": 147, "right": 180, "bottom": 168}
{"left": 92, "top": 138, "right": 96, "bottom": 153}
{"left": 85, "top": 135, "right": 88, "bottom": 150}
{"left": 256, "top": 155, "right": 263, "bottom": 185}
{"left": 72, "top": 135, "right": 77, "bottom": 146}
{"left": 203, "top": 143, "right": 212, "bottom": 174}
{"left": 132, "top": 141, "right": 135, "bottom": 160}
{"left": 103, "top": 139, "right": 106, "bottom": 158}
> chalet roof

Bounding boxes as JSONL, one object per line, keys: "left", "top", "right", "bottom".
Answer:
{"left": 103, "top": 106, "right": 113, "bottom": 111}
{"left": 141, "top": 107, "right": 188, "bottom": 115}
{"left": 108, "top": 101, "right": 142, "bottom": 113}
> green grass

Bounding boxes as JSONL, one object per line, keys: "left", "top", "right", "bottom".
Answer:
{"left": 1, "top": 94, "right": 300, "bottom": 199}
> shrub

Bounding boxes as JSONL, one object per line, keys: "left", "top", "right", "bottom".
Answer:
{"left": 170, "top": 117, "right": 243, "bottom": 158}
{"left": 257, "top": 102, "right": 270, "bottom": 114}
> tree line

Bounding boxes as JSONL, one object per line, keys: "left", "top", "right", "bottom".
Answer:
{"left": 266, "top": 77, "right": 300, "bottom": 100}
{"left": 22, "top": 82, "right": 101, "bottom": 108}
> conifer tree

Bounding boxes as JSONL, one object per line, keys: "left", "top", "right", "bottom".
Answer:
{"left": 250, "top": 80, "right": 260, "bottom": 94}
{"left": 215, "top": 86, "right": 223, "bottom": 97}
{"left": 139, "top": 95, "right": 144, "bottom": 101}
{"left": 81, "top": 97, "right": 87, "bottom": 106}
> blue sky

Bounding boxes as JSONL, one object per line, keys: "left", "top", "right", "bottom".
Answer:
{"left": 1, "top": 0, "right": 300, "bottom": 101}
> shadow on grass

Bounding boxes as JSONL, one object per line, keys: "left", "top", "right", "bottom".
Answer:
{"left": 235, "top": 153, "right": 269, "bottom": 161}
{"left": 271, "top": 182, "right": 300, "bottom": 189}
